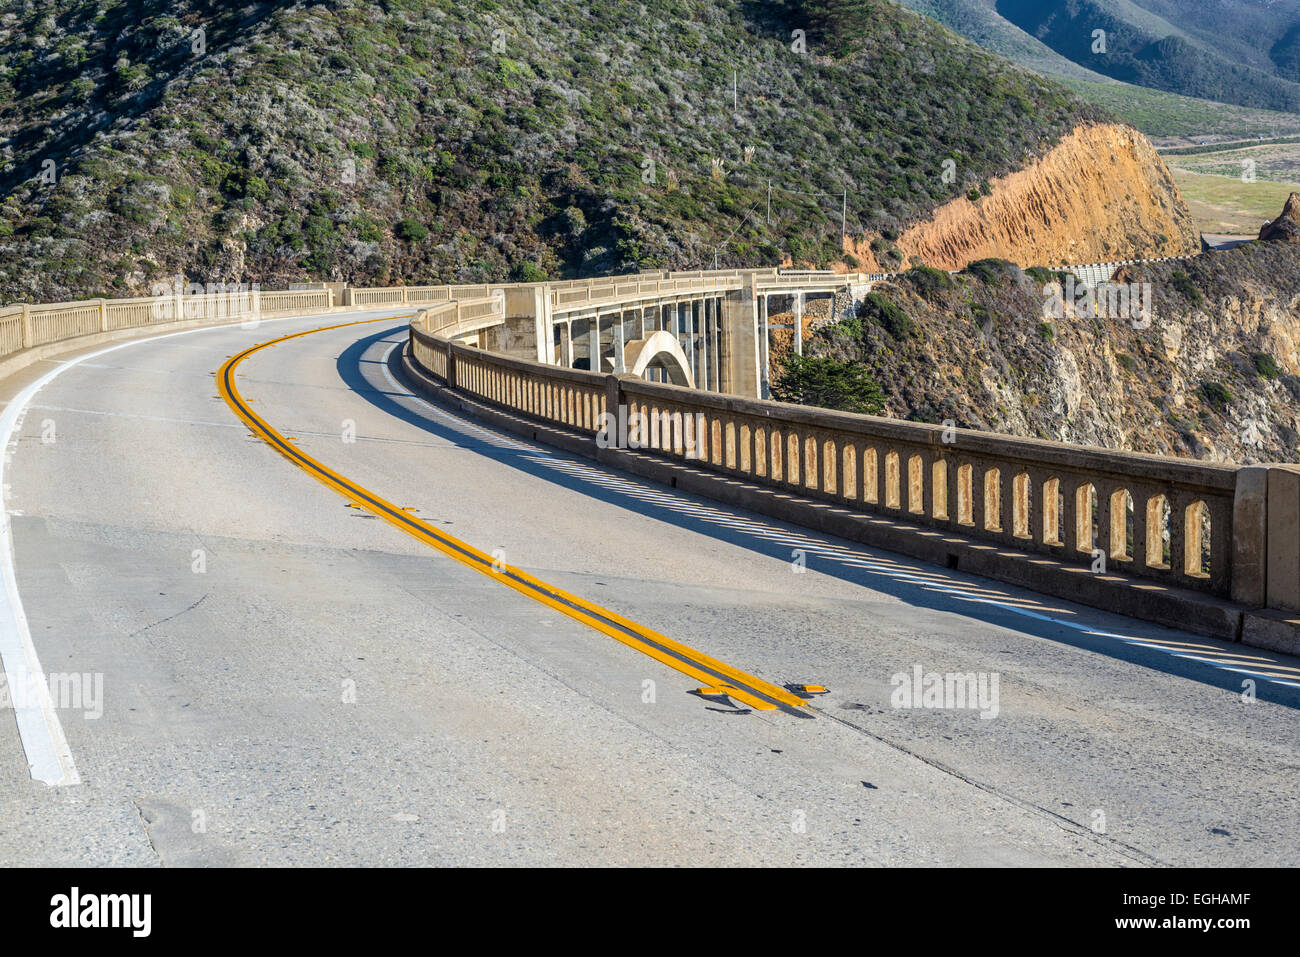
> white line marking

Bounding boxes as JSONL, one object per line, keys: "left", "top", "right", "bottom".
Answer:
{"left": 0, "top": 309, "right": 362, "bottom": 786}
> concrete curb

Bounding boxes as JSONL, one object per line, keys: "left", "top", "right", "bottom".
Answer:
{"left": 401, "top": 346, "right": 1300, "bottom": 654}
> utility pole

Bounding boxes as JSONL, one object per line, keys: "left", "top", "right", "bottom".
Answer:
{"left": 733, "top": 70, "right": 738, "bottom": 112}
{"left": 841, "top": 188, "right": 847, "bottom": 249}
{"left": 767, "top": 180, "right": 772, "bottom": 224}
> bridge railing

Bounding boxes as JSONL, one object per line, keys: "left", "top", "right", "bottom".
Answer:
{"left": 411, "top": 312, "right": 608, "bottom": 433}
{"left": 420, "top": 296, "right": 507, "bottom": 341}
{"left": 408, "top": 312, "right": 1276, "bottom": 604}
{"left": 613, "top": 379, "right": 1237, "bottom": 596}
{"left": 549, "top": 275, "right": 744, "bottom": 314}
{"left": 0, "top": 288, "right": 340, "bottom": 357}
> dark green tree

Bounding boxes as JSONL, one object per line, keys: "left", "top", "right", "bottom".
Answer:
{"left": 795, "top": 0, "right": 875, "bottom": 55}
{"left": 772, "top": 354, "right": 886, "bottom": 415}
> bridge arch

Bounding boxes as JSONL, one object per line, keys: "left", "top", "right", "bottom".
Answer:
{"left": 622, "top": 330, "right": 696, "bottom": 388}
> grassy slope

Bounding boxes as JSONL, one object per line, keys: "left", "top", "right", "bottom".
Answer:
{"left": 1056, "top": 80, "right": 1300, "bottom": 142}
{"left": 0, "top": 0, "right": 1104, "bottom": 302}
{"left": 1168, "top": 170, "right": 1300, "bottom": 236}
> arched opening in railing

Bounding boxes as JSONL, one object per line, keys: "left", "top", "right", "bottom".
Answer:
{"left": 1042, "top": 477, "right": 1062, "bottom": 545}
{"left": 823, "top": 438, "right": 838, "bottom": 495}
{"left": 907, "top": 454, "right": 925, "bottom": 514}
{"left": 1144, "top": 494, "right": 1170, "bottom": 569}
{"left": 1109, "top": 488, "right": 1134, "bottom": 562}
{"left": 1185, "top": 499, "right": 1212, "bottom": 579}
{"left": 803, "top": 434, "right": 818, "bottom": 491}
{"left": 957, "top": 463, "right": 973, "bottom": 526}
{"left": 842, "top": 443, "right": 858, "bottom": 501}
{"left": 931, "top": 459, "right": 948, "bottom": 520}
{"left": 863, "top": 447, "right": 879, "bottom": 504}
{"left": 1075, "top": 482, "right": 1097, "bottom": 553}
{"left": 885, "top": 451, "right": 901, "bottom": 509}
{"left": 983, "top": 467, "right": 1001, "bottom": 532}
{"left": 1013, "top": 471, "right": 1031, "bottom": 539}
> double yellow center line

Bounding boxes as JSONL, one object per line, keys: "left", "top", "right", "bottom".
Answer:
{"left": 217, "top": 318, "right": 810, "bottom": 717}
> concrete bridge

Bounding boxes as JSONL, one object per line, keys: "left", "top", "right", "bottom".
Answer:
{"left": 417, "top": 267, "right": 870, "bottom": 401}
{"left": 0, "top": 266, "right": 1296, "bottom": 867}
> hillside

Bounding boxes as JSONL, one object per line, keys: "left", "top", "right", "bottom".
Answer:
{"left": 898, "top": 0, "right": 1300, "bottom": 137}
{"left": 779, "top": 241, "right": 1300, "bottom": 464}
{"left": 0, "top": 0, "right": 1114, "bottom": 303}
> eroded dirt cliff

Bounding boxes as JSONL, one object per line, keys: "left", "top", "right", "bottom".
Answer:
{"left": 849, "top": 123, "right": 1201, "bottom": 271}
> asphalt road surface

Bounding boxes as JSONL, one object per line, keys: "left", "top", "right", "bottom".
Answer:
{"left": 0, "top": 309, "right": 1296, "bottom": 866}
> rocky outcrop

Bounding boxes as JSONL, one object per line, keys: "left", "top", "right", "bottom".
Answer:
{"left": 849, "top": 123, "right": 1200, "bottom": 271}
{"left": 796, "top": 242, "right": 1300, "bottom": 465}
{"left": 1259, "top": 192, "right": 1300, "bottom": 242}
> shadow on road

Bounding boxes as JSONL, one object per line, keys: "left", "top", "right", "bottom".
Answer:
{"left": 335, "top": 323, "right": 1300, "bottom": 710}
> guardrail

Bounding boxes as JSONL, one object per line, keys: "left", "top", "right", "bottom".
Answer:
{"left": 408, "top": 309, "right": 1300, "bottom": 622}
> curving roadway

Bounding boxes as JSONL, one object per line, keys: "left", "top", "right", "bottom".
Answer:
{"left": 0, "top": 309, "right": 1296, "bottom": 866}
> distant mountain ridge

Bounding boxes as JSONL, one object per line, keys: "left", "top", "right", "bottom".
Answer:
{"left": 898, "top": 0, "right": 1300, "bottom": 113}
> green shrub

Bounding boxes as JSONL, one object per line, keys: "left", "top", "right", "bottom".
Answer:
{"left": 1252, "top": 352, "right": 1280, "bottom": 379}
{"left": 219, "top": 167, "right": 267, "bottom": 200}
{"left": 1037, "top": 321, "right": 1055, "bottom": 340}
{"left": 772, "top": 354, "right": 886, "bottom": 415}
{"left": 857, "top": 292, "right": 913, "bottom": 338}
{"left": 1117, "top": 352, "right": 1136, "bottom": 372}
{"left": 511, "top": 262, "right": 548, "bottom": 283}
{"left": 904, "top": 264, "right": 953, "bottom": 298}
{"left": 1200, "top": 381, "right": 1233, "bottom": 407}
{"left": 1170, "top": 270, "right": 1203, "bottom": 305}
{"left": 962, "top": 258, "right": 1012, "bottom": 285}
{"left": 351, "top": 215, "right": 382, "bottom": 242}
{"left": 394, "top": 218, "right": 428, "bottom": 243}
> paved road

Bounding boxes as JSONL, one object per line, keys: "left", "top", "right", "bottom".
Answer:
{"left": 0, "top": 310, "right": 1296, "bottom": 866}
{"left": 1202, "top": 234, "right": 1257, "bottom": 250}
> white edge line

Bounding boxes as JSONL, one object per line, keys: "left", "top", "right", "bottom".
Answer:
{"left": 0, "top": 309, "right": 396, "bottom": 786}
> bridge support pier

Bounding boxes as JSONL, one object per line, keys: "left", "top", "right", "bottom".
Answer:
{"left": 719, "top": 278, "right": 760, "bottom": 399}
{"left": 614, "top": 312, "right": 626, "bottom": 373}
{"left": 794, "top": 291, "right": 804, "bottom": 357}
{"left": 702, "top": 297, "right": 712, "bottom": 390}
{"left": 559, "top": 322, "right": 572, "bottom": 368}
